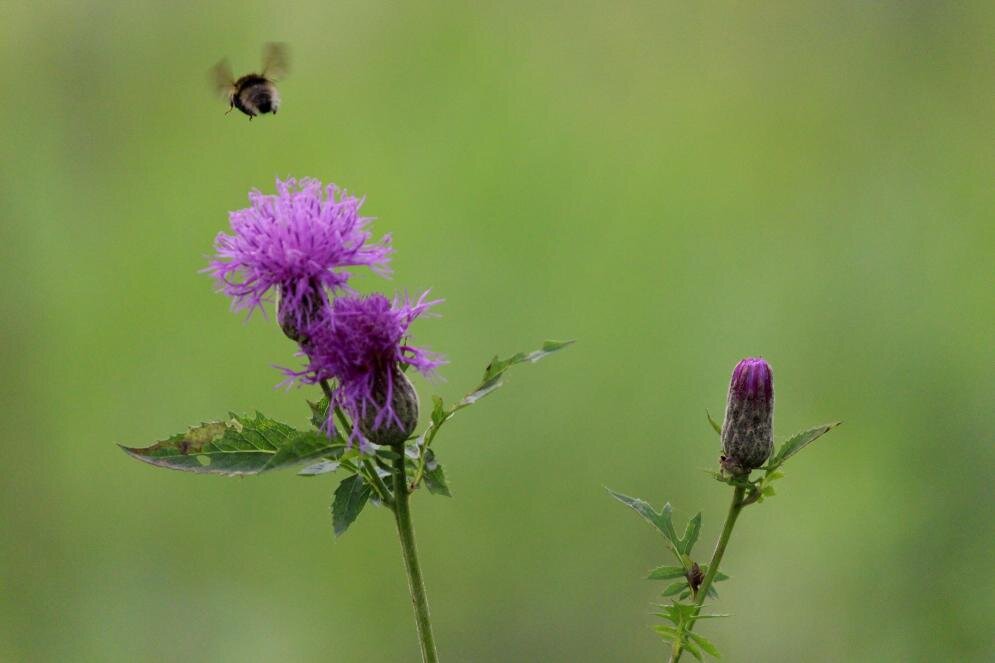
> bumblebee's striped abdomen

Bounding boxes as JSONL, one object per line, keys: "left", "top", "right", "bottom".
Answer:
{"left": 232, "top": 74, "right": 279, "bottom": 117}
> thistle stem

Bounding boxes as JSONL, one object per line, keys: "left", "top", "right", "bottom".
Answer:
{"left": 392, "top": 451, "right": 440, "bottom": 663}
{"left": 671, "top": 485, "right": 747, "bottom": 663}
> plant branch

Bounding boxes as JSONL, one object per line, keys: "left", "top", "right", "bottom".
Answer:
{"left": 671, "top": 484, "right": 746, "bottom": 663}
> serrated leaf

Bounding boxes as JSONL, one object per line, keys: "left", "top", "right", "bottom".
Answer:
{"left": 298, "top": 460, "right": 340, "bottom": 476}
{"left": 120, "top": 412, "right": 346, "bottom": 476}
{"left": 768, "top": 422, "right": 841, "bottom": 468}
{"left": 662, "top": 581, "right": 688, "bottom": 597}
{"left": 424, "top": 464, "right": 452, "bottom": 497}
{"left": 706, "top": 410, "right": 723, "bottom": 435}
{"left": 688, "top": 632, "right": 721, "bottom": 658}
{"left": 460, "top": 340, "right": 574, "bottom": 407}
{"left": 679, "top": 513, "right": 702, "bottom": 554}
{"left": 331, "top": 474, "right": 372, "bottom": 536}
{"left": 706, "top": 585, "right": 719, "bottom": 599}
{"left": 606, "top": 489, "right": 679, "bottom": 545}
{"left": 648, "top": 565, "right": 687, "bottom": 580}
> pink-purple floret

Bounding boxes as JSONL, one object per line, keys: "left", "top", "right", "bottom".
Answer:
{"left": 208, "top": 178, "right": 443, "bottom": 447}
{"left": 730, "top": 357, "right": 773, "bottom": 401}
{"left": 287, "top": 292, "right": 444, "bottom": 441}
{"left": 207, "top": 177, "right": 393, "bottom": 330}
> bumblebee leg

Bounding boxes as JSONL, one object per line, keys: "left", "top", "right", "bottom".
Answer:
{"left": 225, "top": 103, "right": 233, "bottom": 115}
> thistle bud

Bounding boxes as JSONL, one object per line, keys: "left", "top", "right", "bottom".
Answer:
{"left": 359, "top": 366, "right": 420, "bottom": 448}
{"left": 277, "top": 283, "right": 325, "bottom": 344}
{"left": 720, "top": 357, "right": 774, "bottom": 476}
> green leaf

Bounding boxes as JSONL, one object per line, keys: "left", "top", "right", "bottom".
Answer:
{"left": 688, "top": 632, "right": 721, "bottom": 658}
{"left": 331, "top": 474, "right": 372, "bottom": 536}
{"left": 706, "top": 410, "right": 723, "bottom": 435}
{"left": 679, "top": 513, "right": 702, "bottom": 554}
{"left": 298, "top": 460, "right": 340, "bottom": 476}
{"left": 606, "top": 489, "right": 679, "bottom": 545}
{"left": 308, "top": 398, "right": 330, "bottom": 431}
{"left": 460, "top": 340, "right": 575, "bottom": 407}
{"left": 120, "top": 412, "right": 346, "bottom": 476}
{"left": 662, "top": 581, "right": 688, "bottom": 597}
{"left": 683, "top": 640, "right": 704, "bottom": 661}
{"left": 648, "top": 565, "right": 687, "bottom": 580}
{"left": 768, "top": 422, "right": 841, "bottom": 468}
{"left": 430, "top": 396, "right": 448, "bottom": 426}
{"left": 653, "top": 625, "right": 679, "bottom": 640}
{"left": 424, "top": 464, "right": 452, "bottom": 497}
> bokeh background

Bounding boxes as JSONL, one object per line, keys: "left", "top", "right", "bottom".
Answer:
{"left": 2, "top": 2, "right": 992, "bottom": 661}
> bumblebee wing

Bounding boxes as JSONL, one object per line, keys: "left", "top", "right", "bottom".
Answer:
{"left": 209, "top": 58, "right": 236, "bottom": 99}
{"left": 261, "top": 42, "right": 289, "bottom": 80}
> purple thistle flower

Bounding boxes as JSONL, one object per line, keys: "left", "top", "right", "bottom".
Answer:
{"left": 290, "top": 292, "right": 444, "bottom": 446}
{"left": 720, "top": 357, "right": 774, "bottom": 475}
{"left": 206, "top": 178, "right": 392, "bottom": 336}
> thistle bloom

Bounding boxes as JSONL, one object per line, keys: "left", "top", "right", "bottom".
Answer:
{"left": 207, "top": 178, "right": 392, "bottom": 337}
{"left": 291, "top": 292, "right": 444, "bottom": 446}
{"left": 720, "top": 357, "right": 774, "bottom": 475}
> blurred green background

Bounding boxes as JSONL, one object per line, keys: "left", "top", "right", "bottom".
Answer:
{"left": 2, "top": 2, "right": 992, "bottom": 661}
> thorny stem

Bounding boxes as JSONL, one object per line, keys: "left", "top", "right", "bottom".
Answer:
{"left": 670, "top": 485, "right": 747, "bottom": 663}
{"left": 392, "top": 451, "right": 440, "bottom": 663}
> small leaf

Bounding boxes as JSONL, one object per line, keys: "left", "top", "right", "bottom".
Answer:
{"left": 683, "top": 640, "right": 704, "bottom": 661}
{"left": 653, "top": 625, "right": 679, "bottom": 640}
{"left": 662, "top": 581, "right": 688, "bottom": 597}
{"left": 606, "top": 489, "right": 679, "bottom": 546}
{"left": 679, "top": 513, "right": 702, "bottom": 554}
{"left": 688, "top": 632, "right": 721, "bottom": 658}
{"left": 424, "top": 464, "right": 452, "bottom": 497}
{"left": 761, "top": 485, "right": 776, "bottom": 497}
{"left": 331, "top": 474, "right": 372, "bottom": 536}
{"left": 706, "top": 586, "right": 719, "bottom": 599}
{"left": 120, "top": 413, "right": 346, "bottom": 476}
{"left": 648, "top": 565, "right": 687, "bottom": 580}
{"left": 460, "top": 340, "right": 575, "bottom": 407}
{"left": 679, "top": 590, "right": 691, "bottom": 600}
{"left": 298, "top": 460, "right": 340, "bottom": 476}
{"left": 706, "top": 410, "right": 723, "bottom": 435}
{"left": 430, "top": 396, "right": 448, "bottom": 426}
{"left": 768, "top": 422, "right": 841, "bottom": 468}
{"left": 308, "top": 398, "right": 330, "bottom": 431}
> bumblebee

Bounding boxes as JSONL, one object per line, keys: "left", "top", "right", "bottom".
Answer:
{"left": 211, "top": 43, "right": 289, "bottom": 119}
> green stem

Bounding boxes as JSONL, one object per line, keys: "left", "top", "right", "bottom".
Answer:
{"left": 392, "top": 451, "right": 440, "bottom": 663}
{"left": 671, "top": 485, "right": 747, "bottom": 663}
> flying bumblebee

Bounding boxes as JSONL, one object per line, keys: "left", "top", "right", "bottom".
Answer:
{"left": 211, "top": 43, "right": 289, "bottom": 119}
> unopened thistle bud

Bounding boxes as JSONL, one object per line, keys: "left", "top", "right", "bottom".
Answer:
{"left": 359, "top": 366, "right": 420, "bottom": 447}
{"left": 720, "top": 357, "right": 774, "bottom": 476}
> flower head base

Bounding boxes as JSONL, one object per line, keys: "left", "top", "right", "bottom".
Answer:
{"left": 291, "top": 292, "right": 443, "bottom": 445}
{"left": 207, "top": 178, "right": 392, "bottom": 335}
{"left": 720, "top": 357, "right": 774, "bottom": 476}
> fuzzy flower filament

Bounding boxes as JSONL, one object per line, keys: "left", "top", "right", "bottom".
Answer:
{"left": 207, "top": 178, "right": 392, "bottom": 338}
{"left": 291, "top": 292, "right": 443, "bottom": 447}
